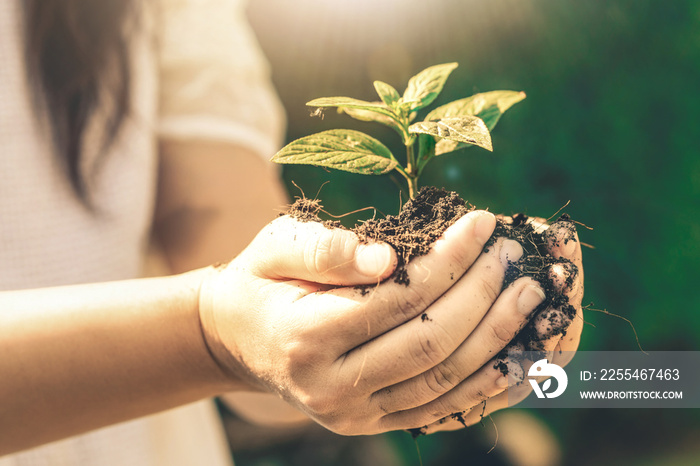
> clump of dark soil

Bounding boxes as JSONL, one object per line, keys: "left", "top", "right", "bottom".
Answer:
{"left": 353, "top": 187, "right": 474, "bottom": 285}
{"left": 488, "top": 212, "right": 579, "bottom": 355}
{"left": 286, "top": 186, "right": 579, "bottom": 432}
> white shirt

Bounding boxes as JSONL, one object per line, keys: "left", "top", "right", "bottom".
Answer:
{"left": 0, "top": 0, "right": 284, "bottom": 463}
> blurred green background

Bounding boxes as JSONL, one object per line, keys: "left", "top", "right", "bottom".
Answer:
{"left": 228, "top": 1, "right": 700, "bottom": 464}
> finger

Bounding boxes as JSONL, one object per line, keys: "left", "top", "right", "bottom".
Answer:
{"left": 544, "top": 218, "right": 578, "bottom": 257}
{"left": 517, "top": 264, "right": 579, "bottom": 349}
{"left": 388, "top": 349, "right": 540, "bottom": 434}
{"left": 503, "top": 326, "right": 562, "bottom": 393}
{"left": 292, "top": 210, "right": 497, "bottom": 355}
{"left": 552, "top": 306, "right": 584, "bottom": 367}
{"left": 456, "top": 384, "right": 531, "bottom": 430}
{"left": 337, "top": 233, "right": 517, "bottom": 390}
{"left": 378, "top": 300, "right": 557, "bottom": 431}
{"left": 247, "top": 216, "right": 397, "bottom": 285}
{"left": 407, "top": 330, "right": 563, "bottom": 435}
{"left": 547, "top": 261, "right": 584, "bottom": 361}
{"left": 372, "top": 277, "right": 545, "bottom": 413}
{"left": 420, "top": 337, "right": 559, "bottom": 434}
{"left": 544, "top": 219, "right": 584, "bottom": 318}
{"left": 544, "top": 218, "right": 584, "bottom": 289}
{"left": 559, "top": 305, "right": 583, "bottom": 352}
{"left": 420, "top": 389, "right": 519, "bottom": 434}
{"left": 378, "top": 359, "right": 508, "bottom": 431}
{"left": 417, "top": 416, "right": 464, "bottom": 435}
{"left": 546, "top": 220, "right": 585, "bottom": 360}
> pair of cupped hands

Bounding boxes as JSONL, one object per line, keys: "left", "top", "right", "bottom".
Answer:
{"left": 199, "top": 209, "right": 583, "bottom": 435}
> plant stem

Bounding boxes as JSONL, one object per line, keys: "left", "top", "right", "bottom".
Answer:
{"left": 394, "top": 167, "right": 417, "bottom": 200}
{"left": 405, "top": 143, "right": 418, "bottom": 199}
{"left": 407, "top": 175, "right": 418, "bottom": 200}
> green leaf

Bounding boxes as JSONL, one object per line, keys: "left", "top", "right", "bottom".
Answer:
{"left": 425, "top": 90, "right": 526, "bottom": 130}
{"left": 271, "top": 129, "right": 398, "bottom": 175}
{"left": 307, "top": 97, "right": 397, "bottom": 120}
{"left": 402, "top": 62, "right": 458, "bottom": 111}
{"left": 308, "top": 96, "right": 405, "bottom": 137}
{"left": 408, "top": 116, "right": 492, "bottom": 152}
{"left": 373, "top": 81, "right": 401, "bottom": 109}
{"left": 425, "top": 90, "right": 525, "bottom": 155}
{"left": 337, "top": 106, "right": 405, "bottom": 136}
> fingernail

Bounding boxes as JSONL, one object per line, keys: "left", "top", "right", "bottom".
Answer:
{"left": 549, "top": 263, "right": 574, "bottom": 291}
{"left": 473, "top": 211, "right": 496, "bottom": 244}
{"left": 356, "top": 243, "right": 393, "bottom": 277}
{"left": 558, "top": 232, "right": 577, "bottom": 258}
{"left": 546, "top": 224, "right": 577, "bottom": 259}
{"left": 517, "top": 284, "right": 546, "bottom": 315}
{"left": 499, "top": 239, "right": 523, "bottom": 268}
{"left": 494, "top": 358, "right": 524, "bottom": 386}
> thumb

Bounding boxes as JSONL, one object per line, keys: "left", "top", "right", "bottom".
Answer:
{"left": 245, "top": 215, "right": 397, "bottom": 285}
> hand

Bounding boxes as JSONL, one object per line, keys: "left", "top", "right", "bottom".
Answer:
{"left": 197, "top": 210, "right": 550, "bottom": 435}
{"left": 418, "top": 215, "right": 585, "bottom": 434}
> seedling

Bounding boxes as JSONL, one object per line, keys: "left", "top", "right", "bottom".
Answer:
{"left": 272, "top": 62, "right": 525, "bottom": 200}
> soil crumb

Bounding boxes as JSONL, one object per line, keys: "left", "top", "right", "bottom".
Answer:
{"left": 285, "top": 197, "right": 342, "bottom": 228}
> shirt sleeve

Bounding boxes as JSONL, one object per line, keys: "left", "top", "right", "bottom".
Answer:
{"left": 156, "top": 0, "right": 285, "bottom": 159}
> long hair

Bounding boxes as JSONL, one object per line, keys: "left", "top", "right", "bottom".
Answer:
{"left": 23, "top": 0, "right": 136, "bottom": 199}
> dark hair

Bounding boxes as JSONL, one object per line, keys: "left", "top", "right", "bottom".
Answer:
{"left": 23, "top": 0, "right": 136, "bottom": 199}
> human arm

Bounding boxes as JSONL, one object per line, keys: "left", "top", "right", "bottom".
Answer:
{"left": 0, "top": 268, "right": 229, "bottom": 455}
{"left": 0, "top": 207, "right": 496, "bottom": 452}
{"left": 0, "top": 213, "right": 393, "bottom": 454}
{"left": 152, "top": 139, "right": 314, "bottom": 425}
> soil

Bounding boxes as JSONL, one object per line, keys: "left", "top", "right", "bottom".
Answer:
{"left": 286, "top": 186, "right": 579, "bottom": 433}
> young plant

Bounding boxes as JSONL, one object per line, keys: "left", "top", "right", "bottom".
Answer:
{"left": 272, "top": 62, "right": 526, "bottom": 200}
